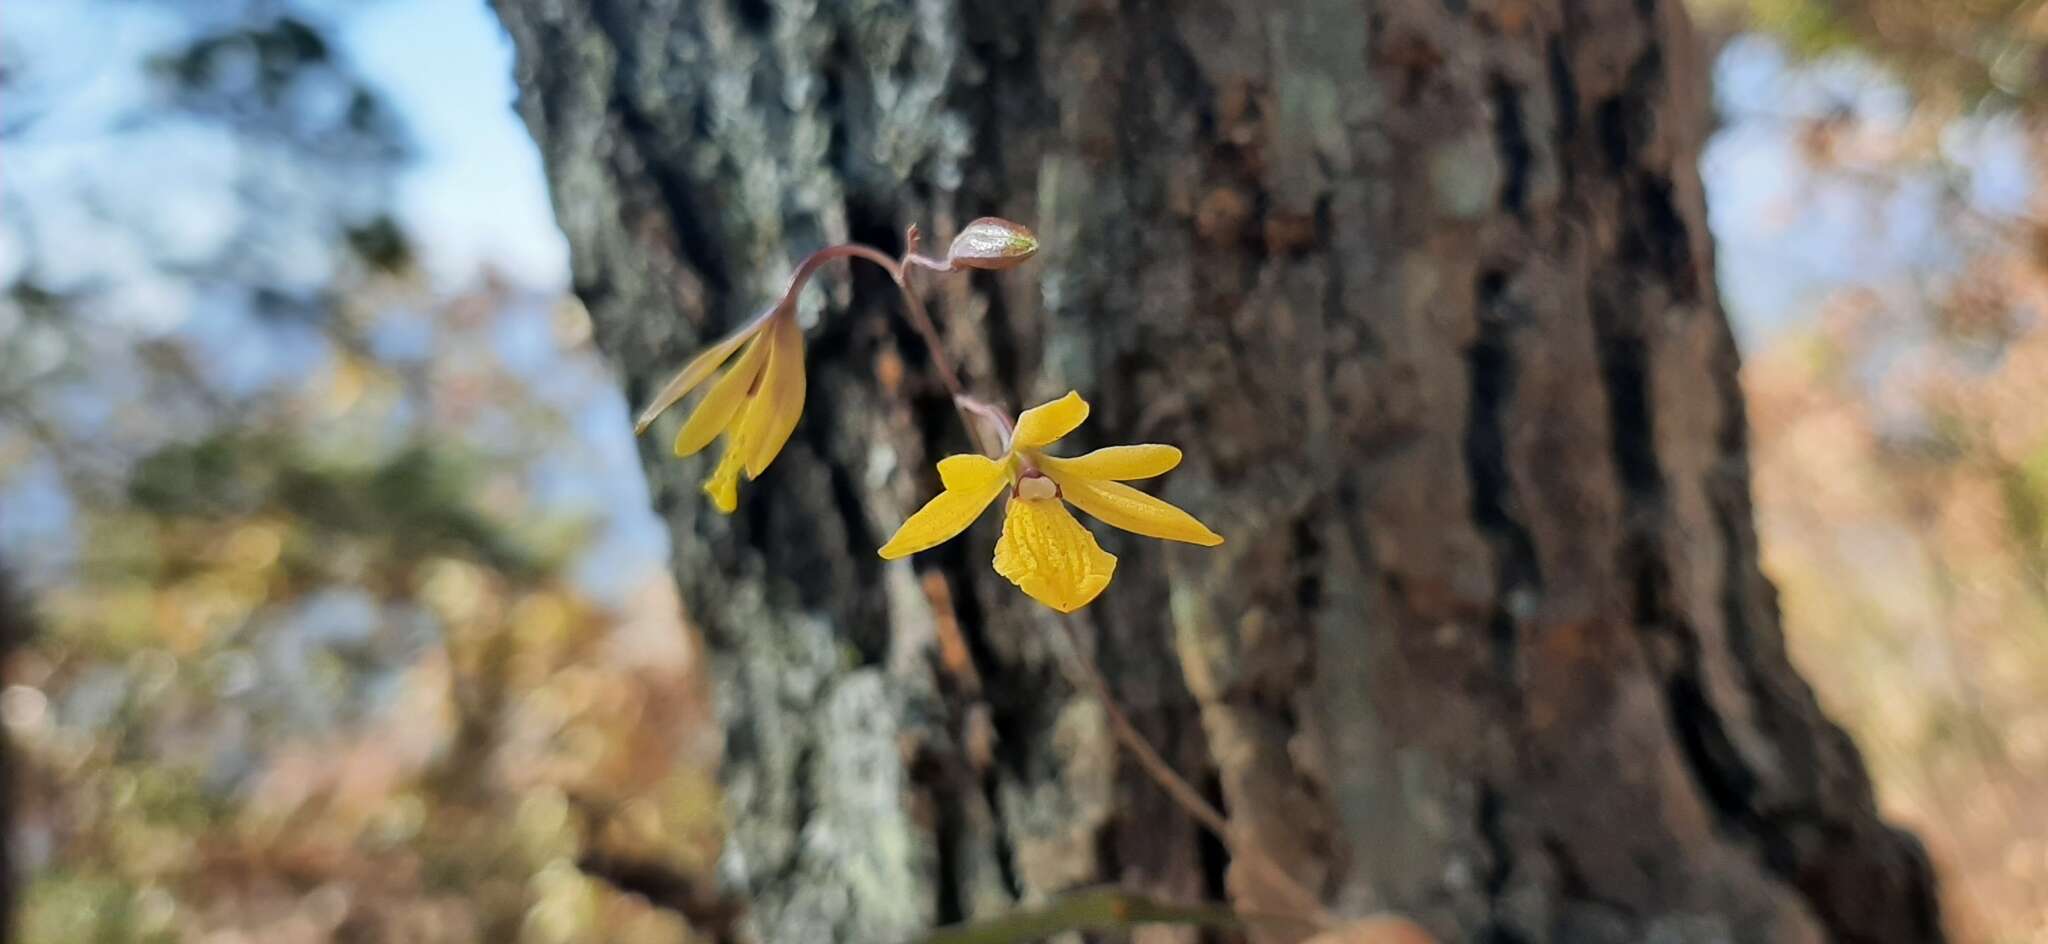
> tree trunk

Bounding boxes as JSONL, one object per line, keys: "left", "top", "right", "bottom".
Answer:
{"left": 492, "top": 1, "right": 1944, "bottom": 941}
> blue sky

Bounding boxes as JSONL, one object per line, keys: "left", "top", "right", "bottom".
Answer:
{"left": 0, "top": 0, "right": 642, "bottom": 598}
{"left": 341, "top": 0, "right": 570, "bottom": 289}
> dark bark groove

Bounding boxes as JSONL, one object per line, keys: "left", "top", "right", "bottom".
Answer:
{"left": 491, "top": 0, "right": 1945, "bottom": 941}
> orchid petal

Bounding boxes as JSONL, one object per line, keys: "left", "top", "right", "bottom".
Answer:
{"left": 1041, "top": 444, "right": 1182, "bottom": 481}
{"left": 672, "top": 331, "right": 770, "bottom": 457}
{"left": 743, "top": 313, "right": 807, "bottom": 478}
{"left": 1011, "top": 391, "right": 1089, "bottom": 449}
{"left": 1044, "top": 472, "right": 1224, "bottom": 546}
{"left": 938, "top": 453, "right": 1008, "bottom": 490}
{"left": 878, "top": 455, "right": 1010, "bottom": 560}
{"left": 635, "top": 311, "right": 772, "bottom": 434}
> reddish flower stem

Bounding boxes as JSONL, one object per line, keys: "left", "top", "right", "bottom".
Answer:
{"left": 782, "top": 240, "right": 967, "bottom": 404}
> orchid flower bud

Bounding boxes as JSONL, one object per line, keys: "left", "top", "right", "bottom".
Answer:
{"left": 946, "top": 217, "right": 1039, "bottom": 271}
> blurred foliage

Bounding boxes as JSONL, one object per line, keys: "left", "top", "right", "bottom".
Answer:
{"left": 147, "top": 14, "right": 407, "bottom": 155}
{"left": 126, "top": 435, "right": 541, "bottom": 579}
{"left": 8, "top": 255, "right": 727, "bottom": 943}
{"left": 1749, "top": 287, "right": 2048, "bottom": 943}
{"left": 1, "top": 2, "right": 721, "bottom": 942}
{"left": 1696, "top": 0, "right": 2048, "bottom": 109}
{"left": 1715, "top": 2, "right": 2048, "bottom": 940}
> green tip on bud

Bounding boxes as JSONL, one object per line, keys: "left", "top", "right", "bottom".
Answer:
{"left": 946, "top": 217, "right": 1039, "bottom": 271}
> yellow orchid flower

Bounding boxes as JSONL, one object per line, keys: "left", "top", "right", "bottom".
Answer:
{"left": 878, "top": 391, "right": 1224, "bottom": 612}
{"left": 633, "top": 306, "right": 806, "bottom": 513}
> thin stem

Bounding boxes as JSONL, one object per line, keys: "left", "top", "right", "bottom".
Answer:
{"left": 888, "top": 270, "right": 967, "bottom": 401}
{"left": 785, "top": 240, "right": 969, "bottom": 416}
{"left": 1051, "top": 618, "right": 1335, "bottom": 928}
{"left": 897, "top": 222, "right": 957, "bottom": 277}
{"left": 953, "top": 394, "right": 1015, "bottom": 459}
{"left": 902, "top": 253, "right": 955, "bottom": 274}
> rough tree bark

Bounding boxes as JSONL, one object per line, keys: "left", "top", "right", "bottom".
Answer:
{"left": 493, "top": 1, "right": 1944, "bottom": 941}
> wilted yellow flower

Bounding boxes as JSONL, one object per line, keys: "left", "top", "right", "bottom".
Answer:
{"left": 633, "top": 307, "right": 806, "bottom": 513}
{"left": 878, "top": 391, "right": 1223, "bottom": 612}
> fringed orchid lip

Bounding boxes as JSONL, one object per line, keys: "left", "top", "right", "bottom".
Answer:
{"left": 879, "top": 390, "right": 1224, "bottom": 612}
